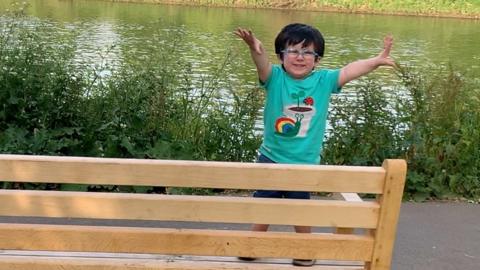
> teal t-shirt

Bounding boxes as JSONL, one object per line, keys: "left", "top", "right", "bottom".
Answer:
{"left": 259, "top": 65, "right": 341, "bottom": 164}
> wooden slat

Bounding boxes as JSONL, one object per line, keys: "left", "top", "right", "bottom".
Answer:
{"left": 368, "top": 159, "right": 407, "bottom": 270}
{"left": 0, "top": 255, "right": 364, "bottom": 270}
{"left": 0, "top": 190, "right": 380, "bottom": 228}
{"left": 0, "top": 251, "right": 365, "bottom": 269}
{"left": 334, "top": 193, "right": 363, "bottom": 234}
{"left": 340, "top": 193, "right": 363, "bottom": 202}
{"left": 0, "top": 224, "right": 374, "bottom": 261}
{"left": 0, "top": 154, "right": 385, "bottom": 193}
{"left": 0, "top": 251, "right": 365, "bottom": 266}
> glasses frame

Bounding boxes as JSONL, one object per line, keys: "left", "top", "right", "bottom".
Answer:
{"left": 281, "top": 48, "right": 320, "bottom": 59}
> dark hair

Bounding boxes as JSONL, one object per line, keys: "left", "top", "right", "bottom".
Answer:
{"left": 274, "top": 23, "right": 325, "bottom": 60}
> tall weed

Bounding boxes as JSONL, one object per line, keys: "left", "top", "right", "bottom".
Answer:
{"left": 323, "top": 67, "right": 480, "bottom": 200}
{"left": 0, "top": 9, "right": 262, "bottom": 192}
{"left": 397, "top": 66, "right": 480, "bottom": 200}
{"left": 323, "top": 80, "right": 403, "bottom": 166}
{"left": 0, "top": 9, "right": 86, "bottom": 155}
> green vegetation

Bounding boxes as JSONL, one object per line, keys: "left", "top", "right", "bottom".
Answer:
{"left": 118, "top": 0, "right": 480, "bottom": 18}
{"left": 0, "top": 7, "right": 263, "bottom": 192}
{"left": 1, "top": 6, "right": 479, "bottom": 200}
{"left": 314, "top": 0, "right": 480, "bottom": 16}
{"left": 323, "top": 66, "right": 480, "bottom": 200}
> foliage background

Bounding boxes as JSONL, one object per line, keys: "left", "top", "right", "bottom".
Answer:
{"left": 1, "top": 6, "right": 479, "bottom": 200}
{"left": 106, "top": 0, "right": 480, "bottom": 18}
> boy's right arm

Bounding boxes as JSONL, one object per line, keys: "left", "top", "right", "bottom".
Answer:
{"left": 234, "top": 28, "right": 272, "bottom": 83}
{"left": 338, "top": 35, "right": 396, "bottom": 87}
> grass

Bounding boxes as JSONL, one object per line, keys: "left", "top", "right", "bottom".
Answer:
{"left": 108, "top": 0, "right": 480, "bottom": 18}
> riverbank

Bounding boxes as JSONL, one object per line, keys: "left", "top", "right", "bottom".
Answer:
{"left": 104, "top": 0, "right": 480, "bottom": 19}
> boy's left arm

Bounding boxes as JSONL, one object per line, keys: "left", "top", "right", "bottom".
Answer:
{"left": 338, "top": 35, "right": 396, "bottom": 87}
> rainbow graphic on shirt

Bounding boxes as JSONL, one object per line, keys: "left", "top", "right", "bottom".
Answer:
{"left": 275, "top": 115, "right": 305, "bottom": 138}
{"left": 275, "top": 117, "right": 296, "bottom": 134}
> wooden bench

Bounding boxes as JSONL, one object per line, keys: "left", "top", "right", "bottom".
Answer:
{"left": 0, "top": 154, "right": 406, "bottom": 270}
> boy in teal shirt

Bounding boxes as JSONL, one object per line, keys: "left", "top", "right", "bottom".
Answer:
{"left": 235, "top": 23, "right": 395, "bottom": 266}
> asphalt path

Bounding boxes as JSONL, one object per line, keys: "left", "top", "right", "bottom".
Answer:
{"left": 393, "top": 202, "right": 479, "bottom": 270}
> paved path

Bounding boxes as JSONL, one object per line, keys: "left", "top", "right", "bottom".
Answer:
{"left": 393, "top": 202, "right": 479, "bottom": 270}
{"left": 1, "top": 201, "right": 478, "bottom": 269}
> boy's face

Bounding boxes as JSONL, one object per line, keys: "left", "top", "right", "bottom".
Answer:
{"left": 280, "top": 42, "right": 319, "bottom": 79}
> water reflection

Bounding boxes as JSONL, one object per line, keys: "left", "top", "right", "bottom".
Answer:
{"left": 73, "top": 21, "right": 121, "bottom": 74}
{"left": 2, "top": 0, "right": 478, "bottom": 82}
{"left": 2, "top": 0, "right": 478, "bottom": 137}
{"left": 1, "top": 1, "right": 479, "bottom": 107}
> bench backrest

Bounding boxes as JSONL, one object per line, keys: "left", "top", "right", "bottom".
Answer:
{"left": 0, "top": 154, "right": 406, "bottom": 270}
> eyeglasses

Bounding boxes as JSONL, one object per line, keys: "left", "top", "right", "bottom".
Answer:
{"left": 281, "top": 48, "right": 319, "bottom": 59}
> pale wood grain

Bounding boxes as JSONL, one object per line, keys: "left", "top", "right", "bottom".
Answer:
{"left": 0, "top": 190, "right": 380, "bottom": 228}
{"left": 0, "top": 255, "right": 364, "bottom": 270}
{"left": 368, "top": 159, "right": 407, "bottom": 270}
{"left": 0, "top": 154, "right": 385, "bottom": 193}
{"left": 0, "top": 224, "right": 374, "bottom": 261}
{"left": 334, "top": 193, "right": 363, "bottom": 234}
{"left": 0, "top": 155, "right": 407, "bottom": 270}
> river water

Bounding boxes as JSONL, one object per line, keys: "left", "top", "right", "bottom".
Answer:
{"left": 1, "top": 0, "right": 479, "bottom": 80}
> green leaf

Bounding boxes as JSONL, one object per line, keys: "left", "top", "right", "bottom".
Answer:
{"left": 60, "top": 184, "right": 88, "bottom": 192}
{"left": 120, "top": 136, "right": 136, "bottom": 155}
{"left": 147, "top": 140, "right": 172, "bottom": 158}
{"left": 413, "top": 192, "right": 430, "bottom": 202}
{"left": 132, "top": 186, "right": 153, "bottom": 193}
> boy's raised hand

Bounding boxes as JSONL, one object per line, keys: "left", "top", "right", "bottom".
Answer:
{"left": 234, "top": 27, "right": 271, "bottom": 83}
{"left": 339, "top": 35, "right": 398, "bottom": 86}
{"left": 377, "top": 35, "right": 396, "bottom": 68}
{"left": 234, "top": 28, "right": 264, "bottom": 55}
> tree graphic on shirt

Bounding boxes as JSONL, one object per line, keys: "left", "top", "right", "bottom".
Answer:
{"left": 291, "top": 90, "right": 305, "bottom": 109}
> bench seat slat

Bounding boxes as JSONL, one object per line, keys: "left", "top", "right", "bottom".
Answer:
{"left": 0, "top": 224, "right": 374, "bottom": 261}
{"left": 0, "top": 250, "right": 365, "bottom": 264}
{"left": 0, "top": 154, "right": 385, "bottom": 193}
{"left": 0, "top": 255, "right": 365, "bottom": 270}
{"left": 0, "top": 190, "right": 380, "bottom": 228}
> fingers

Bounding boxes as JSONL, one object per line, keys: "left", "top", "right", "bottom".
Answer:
{"left": 377, "top": 35, "right": 397, "bottom": 69}
{"left": 234, "top": 27, "right": 263, "bottom": 54}
{"left": 234, "top": 27, "right": 253, "bottom": 40}
{"left": 233, "top": 27, "right": 244, "bottom": 37}
{"left": 386, "top": 58, "right": 399, "bottom": 69}
{"left": 382, "top": 34, "right": 393, "bottom": 56}
{"left": 379, "top": 54, "right": 399, "bottom": 70}
{"left": 234, "top": 28, "right": 252, "bottom": 45}
{"left": 383, "top": 34, "right": 393, "bottom": 48}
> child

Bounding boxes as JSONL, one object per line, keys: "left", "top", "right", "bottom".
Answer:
{"left": 234, "top": 23, "right": 395, "bottom": 267}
